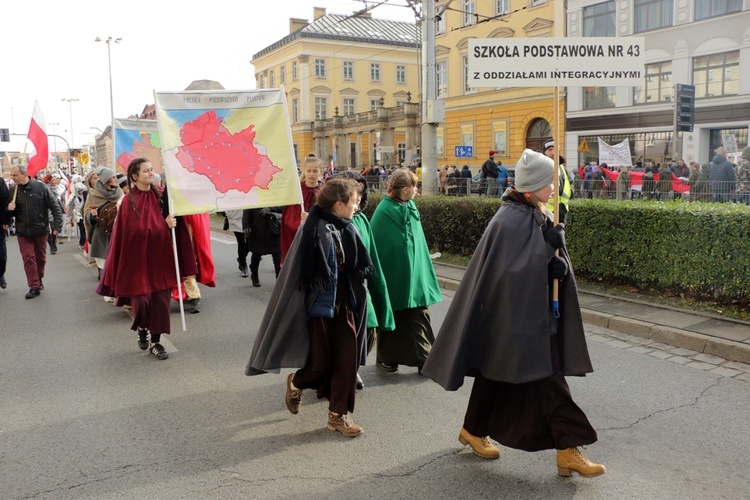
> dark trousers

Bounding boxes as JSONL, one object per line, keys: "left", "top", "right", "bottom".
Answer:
{"left": 17, "top": 234, "right": 48, "bottom": 289}
{"left": 250, "top": 252, "right": 281, "bottom": 277}
{"left": 77, "top": 220, "right": 86, "bottom": 247}
{"left": 463, "top": 335, "right": 597, "bottom": 452}
{"left": 130, "top": 289, "right": 171, "bottom": 335}
{"left": 48, "top": 233, "right": 57, "bottom": 254}
{"left": 233, "top": 232, "right": 248, "bottom": 266}
{"left": 293, "top": 285, "right": 358, "bottom": 415}
{"left": 0, "top": 230, "right": 6, "bottom": 278}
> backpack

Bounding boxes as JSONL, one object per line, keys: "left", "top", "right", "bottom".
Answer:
{"left": 97, "top": 201, "right": 118, "bottom": 235}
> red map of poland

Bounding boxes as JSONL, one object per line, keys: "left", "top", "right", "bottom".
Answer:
{"left": 174, "top": 110, "right": 282, "bottom": 193}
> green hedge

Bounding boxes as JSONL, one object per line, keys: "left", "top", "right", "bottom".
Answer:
{"left": 566, "top": 199, "right": 750, "bottom": 302}
{"left": 363, "top": 194, "right": 750, "bottom": 302}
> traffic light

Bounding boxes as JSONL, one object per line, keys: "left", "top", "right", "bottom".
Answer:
{"left": 676, "top": 84, "right": 695, "bottom": 133}
{"left": 0, "top": 128, "right": 9, "bottom": 142}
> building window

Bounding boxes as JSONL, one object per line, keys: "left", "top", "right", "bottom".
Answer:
{"left": 315, "top": 58, "right": 326, "bottom": 79}
{"left": 370, "top": 98, "right": 380, "bottom": 110}
{"left": 436, "top": 5, "right": 446, "bottom": 33}
{"left": 633, "top": 61, "right": 672, "bottom": 104}
{"left": 462, "top": 0, "right": 476, "bottom": 26}
{"left": 343, "top": 98, "right": 355, "bottom": 116}
{"left": 461, "top": 124, "right": 474, "bottom": 154}
{"left": 280, "top": 66, "right": 285, "bottom": 84}
{"left": 436, "top": 126, "right": 445, "bottom": 157}
{"left": 397, "top": 143, "right": 406, "bottom": 164}
{"left": 396, "top": 65, "right": 406, "bottom": 84}
{"left": 496, "top": 0, "right": 509, "bottom": 15}
{"left": 292, "top": 61, "right": 298, "bottom": 81}
{"left": 583, "top": 87, "right": 616, "bottom": 109}
{"left": 462, "top": 56, "right": 475, "bottom": 94}
{"left": 292, "top": 99, "right": 299, "bottom": 124}
{"left": 370, "top": 63, "right": 381, "bottom": 83}
{"left": 269, "top": 70, "right": 275, "bottom": 88}
{"left": 396, "top": 100, "right": 406, "bottom": 107}
{"left": 343, "top": 61, "right": 354, "bottom": 81}
{"left": 436, "top": 61, "right": 447, "bottom": 97}
{"left": 315, "top": 97, "right": 327, "bottom": 120}
{"left": 634, "top": 0, "right": 673, "bottom": 32}
{"left": 258, "top": 75, "right": 265, "bottom": 89}
{"left": 583, "top": 1, "right": 616, "bottom": 37}
{"left": 693, "top": 51, "right": 739, "bottom": 99}
{"left": 695, "top": 0, "right": 742, "bottom": 20}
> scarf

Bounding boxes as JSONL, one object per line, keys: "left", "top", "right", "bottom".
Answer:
{"left": 297, "top": 204, "right": 373, "bottom": 292}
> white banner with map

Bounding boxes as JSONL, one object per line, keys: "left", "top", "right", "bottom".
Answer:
{"left": 154, "top": 88, "right": 302, "bottom": 216}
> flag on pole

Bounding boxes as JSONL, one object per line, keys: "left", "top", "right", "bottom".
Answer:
{"left": 27, "top": 101, "right": 49, "bottom": 177}
{"left": 329, "top": 159, "right": 334, "bottom": 172}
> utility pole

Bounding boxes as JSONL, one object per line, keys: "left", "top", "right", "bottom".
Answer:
{"left": 420, "top": 0, "right": 438, "bottom": 194}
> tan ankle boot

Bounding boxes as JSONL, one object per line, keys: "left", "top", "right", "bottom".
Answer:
{"left": 327, "top": 412, "right": 363, "bottom": 437}
{"left": 458, "top": 428, "right": 500, "bottom": 459}
{"left": 556, "top": 447, "right": 606, "bottom": 478}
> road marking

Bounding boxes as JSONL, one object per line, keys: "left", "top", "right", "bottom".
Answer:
{"left": 74, "top": 253, "right": 96, "bottom": 267}
{"left": 211, "top": 233, "right": 236, "bottom": 245}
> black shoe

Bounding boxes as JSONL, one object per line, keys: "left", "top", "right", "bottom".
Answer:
{"left": 238, "top": 258, "right": 249, "bottom": 278}
{"left": 251, "top": 275, "right": 260, "bottom": 287}
{"left": 25, "top": 289, "right": 41, "bottom": 299}
{"left": 356, "top": 373, "right": 364, "bottom": 390}
{"left": 0, "top": 276, "right": 6, "bottom": 289}
{"left": 376, "top": 360, "right": 398, "bottom": 372}
{"left": 190, "top": 298, "right": 201, "bottom": 313}
{"left": 150, "top": 343, "right": 169, "bottom": 360}
{"left": 137, "top": 329, "right": 149, "bottom": 350}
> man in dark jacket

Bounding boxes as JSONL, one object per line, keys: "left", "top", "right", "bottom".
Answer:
{"left": 7, "top": 165, "right": 63, "bottom": 298}
{"left": 0, "top": 178, "right": 10, "bottom": 289}
{"left": 709, "top": 147, "right": 736, "bottom": 202}
{"left": 482, "top": 151, "right": 499, "bottom": 196}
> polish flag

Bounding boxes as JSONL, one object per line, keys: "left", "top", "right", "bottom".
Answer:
{"left": 26, "top": 101, "right": 49, "bottom": 177}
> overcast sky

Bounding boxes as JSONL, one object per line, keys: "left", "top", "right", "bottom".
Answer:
{"left": 0, "top": 0, "right": 417, "bottom": 153}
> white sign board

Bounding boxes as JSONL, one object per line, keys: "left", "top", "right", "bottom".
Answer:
{"left": 597, "top": 138, "right": 632, "bottom": 167}
{"left": 469, "top": 38, "right": 645, "bottom": 87}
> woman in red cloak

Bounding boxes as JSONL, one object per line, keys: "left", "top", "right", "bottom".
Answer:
{"left": 97, "top": 158, "right": 177, "bottom": 360}
{"left": 280, "top": 155, "right": 323, "bottom": 263}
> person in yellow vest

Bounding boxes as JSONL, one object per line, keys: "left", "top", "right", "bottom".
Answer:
{"left": 543, "top": 141, "right": 572, "bottom": 224}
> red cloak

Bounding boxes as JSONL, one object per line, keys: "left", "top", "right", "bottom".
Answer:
{"left": 280, "top": 181, "right": 320, "bottom": 263}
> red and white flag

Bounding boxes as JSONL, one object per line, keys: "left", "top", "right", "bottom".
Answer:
{"left": 26, "top": 101, "right": 49, "bottom": 177}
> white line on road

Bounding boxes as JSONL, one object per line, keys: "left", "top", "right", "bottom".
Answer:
{"left": 211, "top": 234, "right": 236, "bottom": 245}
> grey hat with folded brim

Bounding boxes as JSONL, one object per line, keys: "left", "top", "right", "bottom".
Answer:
{"left": 515, "top": 149, "right": 554, "bottom": 193}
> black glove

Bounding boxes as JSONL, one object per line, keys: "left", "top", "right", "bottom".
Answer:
{"left": 544, "top": 223, "right": 566, "bottom": 250}
{"left": 548, "top": 255, "right": 569, "bottom": 280}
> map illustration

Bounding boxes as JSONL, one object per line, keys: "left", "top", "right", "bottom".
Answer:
{"left": 155, "top": 88, "right": 302, "bottom": 216}
{"left": 113, "top": 119, "right": 164, "bottom": 174}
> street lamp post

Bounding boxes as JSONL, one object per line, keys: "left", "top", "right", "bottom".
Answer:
{"left": 61, "top": 98, "right": 78, "bottom": 148}
{"left": 95, "top": 36, "right": 122, "bottom": 125}
{"left": 50, "top": 122, "right": 60, "bottom": 167}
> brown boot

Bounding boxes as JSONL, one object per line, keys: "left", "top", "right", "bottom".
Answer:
{"left": 556, "top": 447, "right": 606, "bottom": 478}
{"left": 327, "top": 412, "right": 363, "bottom": 437}
{"left": 285, "top": 374, "right": 302, "bottom": 415}
{"left": 458, "top": 427, "right": 500, "bottom": 459}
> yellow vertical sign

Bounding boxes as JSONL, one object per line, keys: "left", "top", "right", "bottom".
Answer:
{"left": 578, "top": 138, "right": 589, "bottom": 153}
{"left": 79, "top": 153, "right": 90, "bottom": 164}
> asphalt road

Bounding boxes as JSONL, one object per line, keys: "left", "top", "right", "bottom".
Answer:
{"left": 1, "top": 232, "right": 749, "bottom": 499}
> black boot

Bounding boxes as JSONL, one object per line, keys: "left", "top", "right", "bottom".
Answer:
{"left": 251, "top": 272, "right": 260, "bottom": 287}
{"left": 237, "top": 258, "right": 249, "bottom": 278}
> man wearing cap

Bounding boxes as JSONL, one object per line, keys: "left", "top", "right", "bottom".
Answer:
{"left": 543, "top": 141, "right": 572, "bottom": 224}
{"left": 7, "top": 165, "right": 63, "bottom": 299}
{"left": 481, "top": 151, "right": 499, "bottom": 196}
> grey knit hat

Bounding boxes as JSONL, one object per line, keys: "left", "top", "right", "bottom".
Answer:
{"left": 514, "top": 149, "right": 554, "bottom": 193}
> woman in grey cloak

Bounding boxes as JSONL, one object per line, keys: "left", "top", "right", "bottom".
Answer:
{"left": 421, "top": 149, "right": 606, "bottom": 478}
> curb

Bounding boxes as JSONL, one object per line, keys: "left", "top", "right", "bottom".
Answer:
{"left": 440, "top": 277, "right": 750, "bottom": 365}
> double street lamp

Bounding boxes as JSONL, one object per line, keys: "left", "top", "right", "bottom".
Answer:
{"left": 95, "top": 36, "right": 122, "bottom": 125}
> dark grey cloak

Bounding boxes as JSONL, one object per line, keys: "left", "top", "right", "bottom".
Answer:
{"left": 245, "top": 218, "right": 368, "bottom": 376}
{"left": 420, "top": 200, "right": 593, "bottom": 390}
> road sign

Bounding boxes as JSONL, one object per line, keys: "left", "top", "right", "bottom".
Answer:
{"left": 578, "top": 138, "right": 589, "bottom": 153}
{"left": 455, "top": 146, "right": 473, "bottom": 158}
{"left": 79, "top": 153, "right": 90, "bottom": 164}
{"left": 68, "top": 158, "right": 75, "bottom": 167}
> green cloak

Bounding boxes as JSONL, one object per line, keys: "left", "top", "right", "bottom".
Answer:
{"left": 369, "top": 196, "right": 442, "bottom": 312}
{"left": 352, "top": 212, "right": 395, "bottom": 331}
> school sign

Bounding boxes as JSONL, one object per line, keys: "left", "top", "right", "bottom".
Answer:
{"left": 469, "top": 37, "right": 645, "bottom": 88}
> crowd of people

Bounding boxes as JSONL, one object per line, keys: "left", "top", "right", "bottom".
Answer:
{"left": 2, "top": 151, "right": 608, "bottom": 479}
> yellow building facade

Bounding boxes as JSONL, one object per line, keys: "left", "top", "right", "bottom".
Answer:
{"left": 252, "top": 7, "right": 421, "bottom": 168}
{"left": 436, "top": 0, "right": 565, "bottom": 170}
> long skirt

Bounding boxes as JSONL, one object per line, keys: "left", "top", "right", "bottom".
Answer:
{"left": 376, "top": 307, "right": 435, "bottom": 368}
{"left": 462, "top": 335, "right": 597, "bottom": 452}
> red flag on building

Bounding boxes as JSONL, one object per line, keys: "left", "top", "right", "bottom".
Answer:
{"left": 27, "top": 101, "right": 49, "bottom": 177}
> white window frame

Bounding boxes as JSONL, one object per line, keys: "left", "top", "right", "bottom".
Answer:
{"left": 370, "top": 63, "right": 381, "bottom": 83}
{"left": 343, "top": 61, "right": 354, "bottom": 81}
{"left": 436, "top": 61, "right": 447, "bottom": 97}
{"left": 315, "top": 97, "right": 327, "bottom": 120}
{"left": 315, "top": 58, "right": 326, "bottom": 79}
{"left": 292, "top": 98, "right": 299, "bottom": 124}
{"left": 343, "top": 98, "right": 355, "bottom": 116}
{"left": 292, "top": 61, "right": 298, "bottom": 81}
{"left": 396, "top": 65, "right": 406, "bottom": 84}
